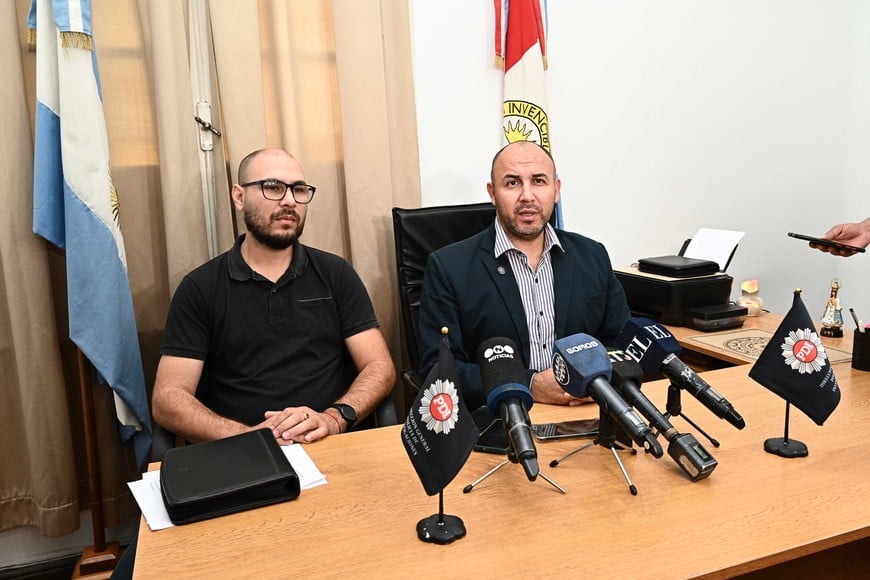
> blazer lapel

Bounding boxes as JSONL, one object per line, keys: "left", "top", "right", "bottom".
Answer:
{"left": 478, "top": 227, "right": 532, "bottom": 360}
{"left": 551, "top": 234, "right": 575, "bottom": 337}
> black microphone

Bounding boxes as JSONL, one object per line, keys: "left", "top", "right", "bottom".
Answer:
{"left": 476, "top": 337, "right": 539, "bottom": 481}
{"left": 615, "top": 318, "right": 746, "bottom": 429}
{"left": 608, "top": 350, "right": 717, "bottom": 481}
{"left": 551, "top": 334, "right": 663, "bottom": 458}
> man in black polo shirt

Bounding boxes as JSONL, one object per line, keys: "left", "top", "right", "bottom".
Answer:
{"left": 152, "top": 148, "right": 395, "bottom": 444}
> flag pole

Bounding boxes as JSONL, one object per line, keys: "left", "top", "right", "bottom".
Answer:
{"left": 73, "top": 348, "right": 120, "bottom": 576}
{"left": 763, "top": 401, "right": 808, "bottom": 458}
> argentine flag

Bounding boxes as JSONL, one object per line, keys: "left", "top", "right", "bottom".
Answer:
{"left": 30, "top": 0, "right": 152, "bottom": 467}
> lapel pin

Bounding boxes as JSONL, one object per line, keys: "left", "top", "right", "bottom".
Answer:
{"left": 497, "top": 266, "right": 506, "bottom": 275}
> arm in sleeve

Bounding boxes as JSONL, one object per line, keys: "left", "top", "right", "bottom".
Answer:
{"left": 418, "top": 252, "right": 485, "bottom": 409}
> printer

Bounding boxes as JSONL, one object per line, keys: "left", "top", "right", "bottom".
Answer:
{"left": 614, "top": 237, "right": 747, "bottom": 330}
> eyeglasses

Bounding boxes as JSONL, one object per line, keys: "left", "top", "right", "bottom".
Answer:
{"left": 241, "top": 179, "right": 316, "bottom": 204}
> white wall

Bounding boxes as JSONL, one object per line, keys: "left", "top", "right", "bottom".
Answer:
{"left": 412, "top": 0, "right": 870, "bottom": 322}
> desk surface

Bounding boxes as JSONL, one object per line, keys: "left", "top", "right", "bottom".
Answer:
{"left": 669, "top": 312, "right": 852, "bottom": 365}
{"left": 134, "top": 363, "right": 869, "bottom": 579}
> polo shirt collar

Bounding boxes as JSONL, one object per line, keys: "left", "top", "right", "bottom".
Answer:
{"left": 228, "top": 233, "right": 308, "bottom": 283}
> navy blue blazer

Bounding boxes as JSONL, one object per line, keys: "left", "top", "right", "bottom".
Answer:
{"left": 418, "top": 224, "right": 631, "bottom": 410}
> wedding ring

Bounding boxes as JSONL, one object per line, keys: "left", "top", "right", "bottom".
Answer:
{"left": 303, "top": 412, "right": 309, "bottom": 420}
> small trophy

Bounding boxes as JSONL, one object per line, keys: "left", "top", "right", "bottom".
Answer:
{"left": 820, "top": 278, "right": 844, "bottom": 338}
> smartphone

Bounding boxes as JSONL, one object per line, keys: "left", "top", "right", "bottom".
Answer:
{"left": 787, "top": 232, "right": 866, "bottom": 254}
{"left": 532, "top": 418, "right": 600, "bottom": 442}
{"left": 471, "top": 406, "right": 510, "bottom": 454}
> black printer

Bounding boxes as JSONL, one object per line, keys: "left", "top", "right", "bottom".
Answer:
{"left": 614, "top": 244, "right": 746, "bottom": 330}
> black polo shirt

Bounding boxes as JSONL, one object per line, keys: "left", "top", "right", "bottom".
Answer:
{"left": 161, "top": 235, "right": 379, "bottom": 426}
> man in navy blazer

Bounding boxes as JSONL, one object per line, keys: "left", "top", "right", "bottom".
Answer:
{"left": 418, "top": 141, "right": 631, "bottom": 410}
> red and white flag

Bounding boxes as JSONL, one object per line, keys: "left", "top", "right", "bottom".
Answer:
{"left": 496, "top": 1, "right": 561, "bottom": 224}
{"left": 496, "top": 0, "right": 549, "bottom": 152}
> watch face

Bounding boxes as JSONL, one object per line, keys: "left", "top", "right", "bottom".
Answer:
{"left": 334, "top": 404, "right": 356, "bottom": 424}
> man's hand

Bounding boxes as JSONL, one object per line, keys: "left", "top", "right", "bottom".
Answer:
{"left": 813, "top": 218, "right": 870, "bottom": 256}
{"left": 530, "top": 368, "right": 593, "bottom": 406}
{"left": 261, "top": 407, "right": 338, "bottom": 444}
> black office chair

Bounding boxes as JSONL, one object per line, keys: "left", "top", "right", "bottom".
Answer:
{"left": 391, "top": 202, "right": 497, "bottom": 401}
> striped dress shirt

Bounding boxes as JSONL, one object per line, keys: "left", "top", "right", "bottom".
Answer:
{"left": 493, "top": 220, "right": 564, "bottom": 372}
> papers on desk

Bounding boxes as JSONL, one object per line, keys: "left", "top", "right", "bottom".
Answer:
{"left": 128, "top": 443, "right": 327, "bottom": 531}
{"left": 683, "top": 227, "right": 744, "bottom": 272}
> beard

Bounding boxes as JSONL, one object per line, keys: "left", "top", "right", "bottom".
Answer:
{"left": 243, "top": 206, "right": 305, "bottom": 250}
{"left": 501, "top": 203, "right": 551, "bottom": 241}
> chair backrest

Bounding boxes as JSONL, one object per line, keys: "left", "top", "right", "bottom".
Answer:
{"left": 392, "top": 203, "right": 496, "bottom": 369}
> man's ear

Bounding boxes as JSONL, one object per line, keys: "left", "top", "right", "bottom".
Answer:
{"left": 231, "top": 184, "right": 245, "bottom": 211}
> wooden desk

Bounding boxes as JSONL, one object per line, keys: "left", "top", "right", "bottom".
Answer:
{"left": 134, "top": 363, "right": 870, "bottom": 579}
{"left": 668, "top": 312, "right": 852, "bottom": 366}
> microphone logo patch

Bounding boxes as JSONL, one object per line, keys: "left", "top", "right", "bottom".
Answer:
{"left": 418, "top": 379, "right": 461, "bottom": 434}
{"left": 484, "top": 343, "right": 515, "bottom": 361}
{"left": 552, "top": 353, "right": 569, "bottom": 386}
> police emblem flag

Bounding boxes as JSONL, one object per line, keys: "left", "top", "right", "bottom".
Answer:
{"left": 401, "top": 328, "right": 479, "bottom": 544}
{"left": 748, "top": 289, "right": 841, "bottom": 457}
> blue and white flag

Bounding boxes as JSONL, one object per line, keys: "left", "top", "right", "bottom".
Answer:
{"left": 29, "top": 0, "right": 152, "bottom": 467}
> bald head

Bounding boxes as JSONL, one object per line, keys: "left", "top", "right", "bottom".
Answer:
{"left": 237, "top": 148, "right": 301, "bottom": 184}
{"left": 490, "top": 141, "right": 556, "bottom": 185}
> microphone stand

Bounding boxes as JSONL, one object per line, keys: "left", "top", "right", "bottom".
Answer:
{"left": 549, "top": 412, "right": 640, "bottom": 495}
{"left": 662, "top": 382, "right": 721, "bottom": 448}
{"left": 462, "top": 448, "right": 566, "bottom": 494}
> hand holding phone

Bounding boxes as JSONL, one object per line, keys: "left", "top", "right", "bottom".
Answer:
{"left": 788, "top": 232, "right": 866, "bottom": 254}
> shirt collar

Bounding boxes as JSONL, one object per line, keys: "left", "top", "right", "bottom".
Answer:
{"left": 493, "top": 218, "right": 563, "bottom": 259}
{"left": 228, "top": 234, "right": 307, "bottom": 282}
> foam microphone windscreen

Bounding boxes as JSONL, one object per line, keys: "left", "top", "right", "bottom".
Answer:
{"left": 614, "top": 317, "right": 682, "bottom": 376}
{"left": 476, "top": 337, "right": 533, "bottom": 416}
{"left": 552, "top": 334, "right": 611, "bottom": 398}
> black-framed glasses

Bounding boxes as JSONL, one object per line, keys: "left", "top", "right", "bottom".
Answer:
{"left": 241, "top": 179, "right": 316, "bottom": 203}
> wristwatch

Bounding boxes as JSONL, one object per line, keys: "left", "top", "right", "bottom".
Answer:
{"left": 329, "top": 403, "right": 357, "bottom": 430}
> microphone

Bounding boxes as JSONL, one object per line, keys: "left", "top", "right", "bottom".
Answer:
{"left": 608, "top": 350, "right": 717, "bottom": 481}
{"left": 615, "top": 318, "right": 746, "bottom": 429}
{"left": 476, "top": 337, "right": 539, "bottom": 481}
{"left": 551, "top": 334, "right": 663, "bottom": 458}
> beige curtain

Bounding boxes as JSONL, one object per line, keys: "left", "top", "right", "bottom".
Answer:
{"left": 3, "top": 0, "right": 419, "bottom": 537}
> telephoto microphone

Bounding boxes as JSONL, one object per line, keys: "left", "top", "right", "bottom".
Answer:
{"left": 476, "top": 337, "right": 539, "bottom": 481}
{"left": 608, "top": 350, "right": 717, "bottom": 482}
{"left": 615, "top": 318, "right": 746, "bottom": 430}
{"left": 551, "top": 334, "right": 663, "bottom": 458}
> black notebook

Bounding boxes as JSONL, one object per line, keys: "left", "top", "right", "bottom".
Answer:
{"left": 637, "top": 255, "right": 720, "bottom": 278}
{"left": 160, "top": 428, "right": 300, "bottom": 525}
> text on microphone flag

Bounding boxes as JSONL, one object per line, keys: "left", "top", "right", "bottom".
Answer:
{"left": 748, "top": 292, "right": 840, "bottom": 426}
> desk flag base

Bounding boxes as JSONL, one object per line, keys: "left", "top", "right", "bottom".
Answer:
{"left": 416, "top": 491, "right": 466, "bottom": 544}
{"left": 764, "top": 402, "right": 808, "bottom": 458}
{"left": 764, "top": 436, "right": 808, "bottom": 458}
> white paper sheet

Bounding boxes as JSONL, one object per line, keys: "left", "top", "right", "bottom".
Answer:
{"left": 683, "top": 227, "right": 744, "bottom": 271}
{"left": 128, "top": 443, "right": 327, "bottom": 531}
